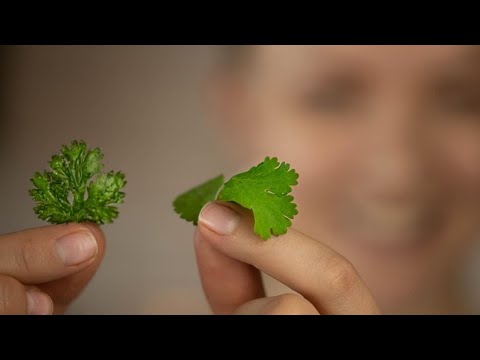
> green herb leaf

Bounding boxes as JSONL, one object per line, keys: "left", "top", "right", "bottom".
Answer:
{"left": 173, "top": 175, "right": 224, "bottom": 225}
{"left": 29, "top": 140, "right": 127, "bottom": 224}
{"left": 217, "top": 157, "right": 298, "bottom": 240}
{"left": 173, "top": 157, "right": 299, "bottom": 240}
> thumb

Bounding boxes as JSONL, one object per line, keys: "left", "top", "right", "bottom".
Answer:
{"left": 37, "top": 223, "right": 106, "bottom": 314}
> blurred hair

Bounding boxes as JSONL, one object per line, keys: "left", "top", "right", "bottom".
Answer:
{"left": 219, "top": 45, "right": 250, "bottom": 68}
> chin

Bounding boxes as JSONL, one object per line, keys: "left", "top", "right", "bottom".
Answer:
{"left": 361, "top": 270, "right": 430, "bottom": 313}
{"left": 332, "top": 236, "right": 446, "bottom": 313}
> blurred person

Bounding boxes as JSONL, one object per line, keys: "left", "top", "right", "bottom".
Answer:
{"left": 194, "top": 45, "right": 480, "bottom": 314}
{"left": 0, "top": 45, "right": 479, "bottom": 315}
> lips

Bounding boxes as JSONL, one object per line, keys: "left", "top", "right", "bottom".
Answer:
{"left": 338, "top": 202, "right": 442, "bottom": 254}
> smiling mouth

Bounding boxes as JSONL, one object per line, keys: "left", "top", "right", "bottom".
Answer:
{"left": 339, "top": 204, "right": 442, "bottom": 255}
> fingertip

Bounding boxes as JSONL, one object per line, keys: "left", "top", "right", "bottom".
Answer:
{"left": 82, "top": 222, "right": 104, "bottom": 239}
{"left": 193, "top": 227, "right": 202, "bottom": 245}
{"left": 197, "top": 220, "right": 221, "bottom": 249}
{"left": 198, "top": 202, "right": 241, "bottom": 236}
{"left": 194, "top": 227, "right": 216, "bottom": 262}
{"left": 81, "top": 223, "right": 106, "bottom": 257}
{"left": 26, "top": 288, "right": 53, "bottom": 315}
{"left": 52, "top": 222, "right": 106, "bottom": 265}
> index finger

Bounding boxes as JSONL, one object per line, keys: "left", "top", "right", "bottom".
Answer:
{"left": 198, "top": 202, "right": 381, "bottom": 314}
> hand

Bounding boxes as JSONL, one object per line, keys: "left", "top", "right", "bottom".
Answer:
{"left": 194, "top": 202, "right": 380, "bottom": 314}
{"left": 0, "top": 223, "right": 105, "bottom": 315}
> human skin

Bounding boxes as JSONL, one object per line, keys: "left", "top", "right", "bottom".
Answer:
{"left": 1, "top": 46, "right": 478, "bottom": 315}
{"left": 0, "top": 223, "right": 105, "bottom": 314}
{"left": 195, "top": 45, "right": 480, "bottom": 314}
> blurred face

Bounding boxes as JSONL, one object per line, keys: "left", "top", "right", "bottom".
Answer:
{"left": 214, "top": 45, "right": 480, "bottom": 310}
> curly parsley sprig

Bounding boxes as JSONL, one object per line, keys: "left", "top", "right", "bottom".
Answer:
{"left": 29, "top": 140, "right": 127, "bottom": 225}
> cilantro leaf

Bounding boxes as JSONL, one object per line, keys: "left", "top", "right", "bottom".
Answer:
{"left": 173, "top": 157, "right": 299, "bottom": 240}
{"left": 217, "top": 157, "right": 298, "bottom": 240}
{"left": 29, "top": 140, "right": 127, "bottom": 224}
{"left": 173, "top": 175, "right": 224, "bottom": 225}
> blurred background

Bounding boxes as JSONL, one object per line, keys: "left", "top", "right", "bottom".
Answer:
{"left": 1, "top": 46, "right": 480, "bottom": 314}
{"left": 0, "top": 45, "right": 255, "bottom": 314}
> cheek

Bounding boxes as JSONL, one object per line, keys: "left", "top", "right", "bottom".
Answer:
{"left": 440, "top": 132, "right": 480, "bottom": 204}
{"left": 252, "top": 115, "right": 356, "bottom": 189}
{"left": 245, "top": 101, "right": 362, "bottom": 223}
{"left": 438, "top": 136, "right": 480, "bottom": 252}
{"left": 380, "top": 132, "right": 480, "bottom": 290}
{"left": 251, "top": 116, "right": 360, "bottom": 236}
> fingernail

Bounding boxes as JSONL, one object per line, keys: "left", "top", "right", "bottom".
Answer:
{"left": 198, "top": 202, "right": 241, "bottom": 235}
{"left": 56, "top": 231, "right": 98, "bottom": 266}
{"left": 26, "top": 289, "right": 53, "bottom": 315}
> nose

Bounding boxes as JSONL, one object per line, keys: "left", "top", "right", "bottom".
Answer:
{"left": 360, "top": 107, "right": 433, "bottom": 204}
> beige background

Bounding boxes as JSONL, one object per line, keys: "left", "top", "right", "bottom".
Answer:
{"left": 1, "top": 45, "right": 479, "bottom": 314}
{"left": 0, "top": 45, "right": 290, "bottom": 314}
{"left": 0, "top": 45, "right": 217, "bottom": 314}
